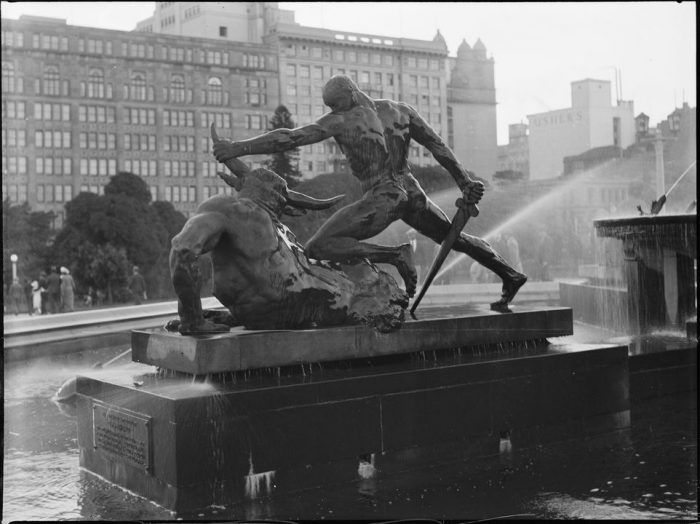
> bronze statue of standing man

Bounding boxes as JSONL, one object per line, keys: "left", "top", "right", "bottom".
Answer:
{"left": 214, "top": 75, "right": 526, "bottom": 311}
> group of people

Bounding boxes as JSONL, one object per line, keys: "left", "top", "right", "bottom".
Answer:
{"left": 5, "top": 266, "right": 75, "bottom": 316}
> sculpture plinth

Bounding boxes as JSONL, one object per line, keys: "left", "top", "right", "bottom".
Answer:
{"left": 75, "top": 305, "right": 633, "bottom": 514}
{"left": 133, "top": 306, "right": 573, "bottom": 375}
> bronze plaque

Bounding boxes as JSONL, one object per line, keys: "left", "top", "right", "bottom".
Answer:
{"left": 92, "top": 401, "right": 152, "bottom": 472}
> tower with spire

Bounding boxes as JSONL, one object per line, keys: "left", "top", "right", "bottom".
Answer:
{"left": 446, "top": 37, "right": 498, "bottom": 180}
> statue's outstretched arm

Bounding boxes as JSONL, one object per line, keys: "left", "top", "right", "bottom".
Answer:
{"left": 213, "top": 121, "right": 336, "bottom": 162}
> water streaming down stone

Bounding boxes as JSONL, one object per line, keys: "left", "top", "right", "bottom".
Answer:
{"left": 357, "top": 453, "right": 377, "bottom": 479}
{"left": 593, "top": 213, "right": 696, "bottom": 336}
{"left": 244, "top": 453, "right": 276, "bottom": 499}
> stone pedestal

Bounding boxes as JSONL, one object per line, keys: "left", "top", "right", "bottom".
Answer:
{"left": 75, "top": 306, "right": 632, "bottom": 513}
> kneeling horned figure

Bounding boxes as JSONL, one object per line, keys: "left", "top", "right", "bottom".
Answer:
{"left": 169, "top": 129, "right": 408, "bottom": 335}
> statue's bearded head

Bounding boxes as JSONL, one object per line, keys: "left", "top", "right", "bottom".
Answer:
{"left": 323, "top": 75, "right": 376, "bottom": 113}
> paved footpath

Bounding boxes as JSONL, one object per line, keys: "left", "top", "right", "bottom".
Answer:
{"left": 3, "top": 296, "right": 223, "bottom": 336}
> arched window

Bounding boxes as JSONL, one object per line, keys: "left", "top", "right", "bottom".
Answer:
{"left": 88, "top": 68, "right": 104, "bottom": 98}
{"left": 131, "top": 72, "right": 146, "bottom": 101}
{"left": 2, "top": 62, "right": 15, "bottom": 93}
{"left": 44, "top": 65, "right": 60, "bottom": 96}
{"left": 207, "top": 76, "right": 222, "bottom": 105}
{"left": 170, "top": 74, "right": 185, "bottom": 103}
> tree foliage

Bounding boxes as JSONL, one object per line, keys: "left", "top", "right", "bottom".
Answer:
{"left": 264, "top": 105, "right": 302, "bottom": 188}
{"left": 2, "top": 200, "right": 55, "bottom": 283}
{"left": 51, "top": 172, "right": 187, "bottom": 302}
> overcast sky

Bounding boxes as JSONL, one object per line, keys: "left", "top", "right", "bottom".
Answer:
{"left": 1, "top": 1, "right": 695, "bottom": 145}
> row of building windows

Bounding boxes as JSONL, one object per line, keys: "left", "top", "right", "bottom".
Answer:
{"left": 4, "top": 155, "right": 278, "bottom": 180}
{"left": 35, "top": 102, "right": 71, "bottom": 121}
{"left": 163, "top": 160, "right": 196, "bottom": 177}
{"left": 37, "top": 184, "right": 73, "bottom": 202}
{"left": 124, "top": 134, "right": 156, "bottom": 151}
{"left": 3, "top": 28, "right": 274, "bottom": 69}
{"left": 3, "top": 156, "right": 28, "bottom": 173}
{"left": 4, "top": 101, "right": 244, "bottom": 129}
{"left": 124, "top": 159, "right": 158, "bottom": 177}
{"left": 32, "top": 104, "right": 227, "bottom": 128}
{"left": 35, "top": 130, "right": 72, "bottom": 149}
{"left": 3, "top": 100, "right": 26, "bottom": 119}
{"left": 80, "top": 132, "right": 117, "bottom": 150}
{"left": 163, "top": 135, "right": 195, "bottom": 152}
{"left": 1, "top": 182, "right": 228, "bottom": 206}
{"left": 80, "top": 158, "right": 118, "bottom": 176}
{"left": 4, "top": 64, "right": 263, "bottom": 108}
{"left": 284, "top": 44, "right": 443, "bottom": 71}
{"left": 2, "top": 129, "right": 26, "bottom": 147}
{"left": 202, "top": 185, "right": 235, "bottom": 199}
{"left": 36, "top": 157, "right": 73, "bottom": 175}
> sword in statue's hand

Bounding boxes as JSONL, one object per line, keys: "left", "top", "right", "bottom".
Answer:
{"left": 410, "top": 198, "right": 479, "bottom": 317}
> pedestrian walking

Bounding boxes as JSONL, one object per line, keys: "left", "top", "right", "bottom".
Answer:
{"left": 46, "top": 267, "right": 61, "bottom": 313}
{"left": 31, "top": 280, "right": 42, "bottom": 314}
{"left": 60, "top": 267, "right": 76, "bottom": 312}
{"left": 23, "top": 278, "right": 34, "bottom": 315}
{"left": 38, "top": 271, "right": 49, "bottom": 314}
{"left": 127, "top": 266, "right": 147, "bottom": 305}
{"left": 8, "top": 277, "right": 23, "bottom": 315}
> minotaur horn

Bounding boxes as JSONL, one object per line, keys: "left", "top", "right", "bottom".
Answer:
{"left": 211, "top": 123, "right": 248, "bottom": 191}
{"left": 287, "top": 190, "right": 345, "bottom": 210}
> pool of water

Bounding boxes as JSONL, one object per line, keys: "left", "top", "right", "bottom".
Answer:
{"left": 3, "top": 342, "right": 697, "bottom": 521}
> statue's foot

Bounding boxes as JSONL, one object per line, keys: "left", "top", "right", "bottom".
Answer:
{"left": 395, "top": 243, "right": 418, "bottom": 298}
{"left": 178, "top": 319, "right": 232, "bottom": 335}
{"left": 490, "top": 273, "right": 527, "bottom": 313}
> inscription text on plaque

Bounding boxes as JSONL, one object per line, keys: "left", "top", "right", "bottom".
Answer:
{"left": 92, "top": 401, "right": 152, "bottom": 472}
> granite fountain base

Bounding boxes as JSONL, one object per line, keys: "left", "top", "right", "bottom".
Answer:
{"left": 75, "top": 306, "right": 630, "bottom": 513}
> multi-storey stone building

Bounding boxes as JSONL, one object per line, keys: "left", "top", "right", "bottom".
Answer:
{"left": 136, "top": 2, "right": 498, "bottom": 179}
{"left": 2, "top": 3, "right": 499, "bottom": 222}
{"left": 2, "top": 14, "right": 279, "bottom": 223}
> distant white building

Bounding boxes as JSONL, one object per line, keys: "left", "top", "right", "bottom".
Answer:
{"left": 527, "top": 79, "right": 635, "bottom": 180}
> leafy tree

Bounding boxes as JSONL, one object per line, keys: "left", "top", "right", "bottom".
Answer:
{"left": 150, "top": 200, "right": 189, "bottom": 298}
{"left": 264, "top": 105, "right": 302, "bottom": 188}
{"left": 51, "top": 172, "right": 186, "bottom": 302}
{"left": 2, "top": 200, "right": 55, "bottom": 283}
{"left": 75, "top": 241, "right": 131, "bottom": 304}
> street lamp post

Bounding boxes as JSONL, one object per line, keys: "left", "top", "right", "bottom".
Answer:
{"left": 10, "top": 254, "right": 18, "bottom": 280}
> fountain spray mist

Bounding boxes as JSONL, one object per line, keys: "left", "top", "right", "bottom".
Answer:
{"left": 434, "top": 160, "right": 618, "bottom": 281}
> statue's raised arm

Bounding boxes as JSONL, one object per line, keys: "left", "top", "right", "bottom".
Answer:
{"left": 212, "top": 119, "right": 336, "bottom": 164}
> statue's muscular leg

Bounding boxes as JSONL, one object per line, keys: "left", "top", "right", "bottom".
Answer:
{"left": 170, "top": 214, "right": 231, "bottom": 334}
{"left": 405, "top": 198, "right": 527, "bottom": 311}
{"left": 305, "top": 188, "right": 418, "bottom": 297}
